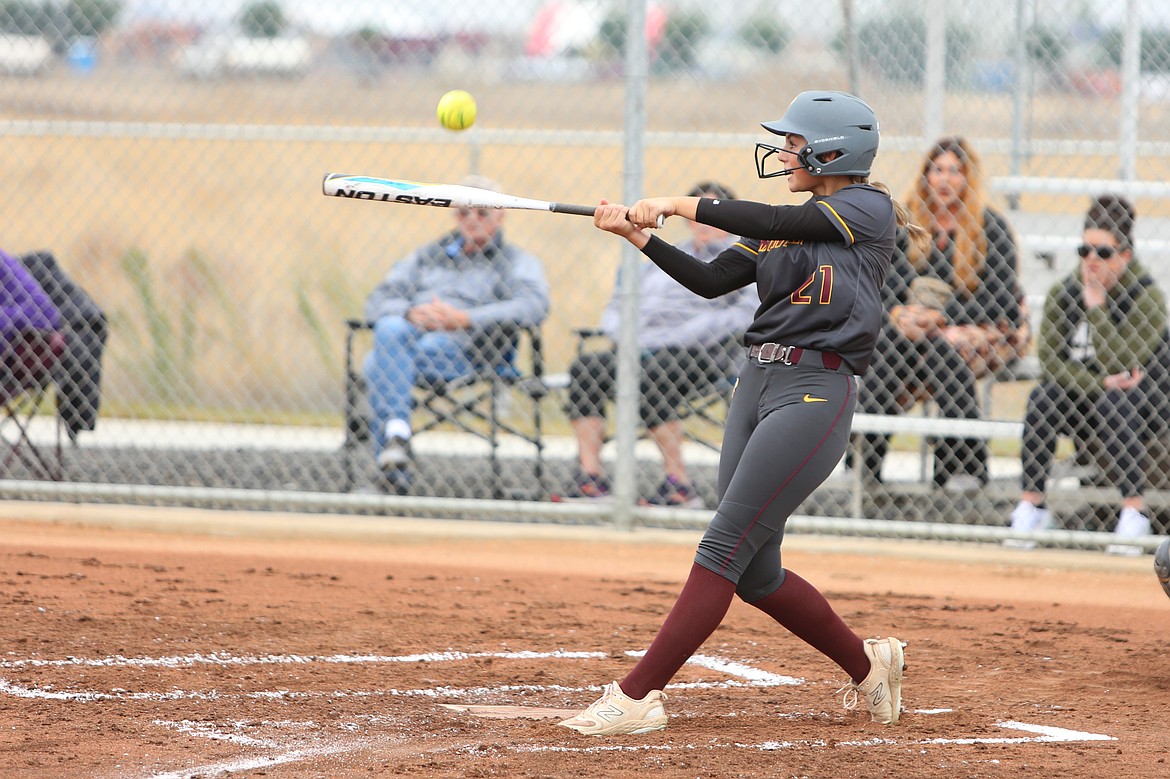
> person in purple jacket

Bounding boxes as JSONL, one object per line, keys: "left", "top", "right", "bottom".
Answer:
{"left": 0, "top": 248, "right": 60, "bottom": 375}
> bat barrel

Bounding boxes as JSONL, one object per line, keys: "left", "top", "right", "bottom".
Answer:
{"left": 323, "top": 176, "right": 662, "bottom": 224}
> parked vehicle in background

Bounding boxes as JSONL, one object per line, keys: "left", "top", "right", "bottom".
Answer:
{"left": 0, "top": 35, "right": 52, "bottom": 75}
{"left": 176, "top": 34, "right": 313, "bottom": 78}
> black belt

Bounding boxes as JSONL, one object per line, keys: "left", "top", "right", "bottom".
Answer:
{"left": 748, "top": 343, "right": 848, "bottom": 373}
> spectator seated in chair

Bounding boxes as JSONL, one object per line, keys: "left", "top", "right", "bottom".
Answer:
{"left": 17, "top": 250, "right": 109, "bottom": 444}
{"left": 0, "top": 249, "right": 63, "bottom": 477}
{"left": 361, "top": 175, "right": 549, "bottom": 494}
{"left": 1009, "top": 194, "right": 1170, "bottom": 553}
{"left": 562, "top": 181, "right": 757, "bottom": 508}
{"left": 1, "top": 248, "right": 61, "bottom": 385}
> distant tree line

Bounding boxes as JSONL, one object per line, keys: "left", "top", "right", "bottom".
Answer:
{"left": 0, "top": 1, "right": 293, "bottom": 42}
{"left": 0, "top": 0, "right": 121, "bottom": 42}
{"left": 846, "top": 11, "right": 1170, "bottom": 86}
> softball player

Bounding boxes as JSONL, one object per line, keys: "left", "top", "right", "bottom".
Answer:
{"left": 559, "top": 91, "right": 922, "bottom": 736}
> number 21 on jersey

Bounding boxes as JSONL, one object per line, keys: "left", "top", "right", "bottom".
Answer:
{"left": 790, "top": 265, "right": 833, "bottom": 305}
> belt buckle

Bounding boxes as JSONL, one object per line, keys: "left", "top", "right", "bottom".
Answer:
{"left": 756, "top": 343, "right": 794, "bottom": 365}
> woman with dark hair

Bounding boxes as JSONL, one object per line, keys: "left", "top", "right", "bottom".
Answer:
{"left": 858, "top": 136, "right": 1028, "bottom": 492}
{"left": 1009, "top": 194, "right": 1169, "bottom": 552}
{"left": 557, "top": 91, "right": 926, "bottom": 737}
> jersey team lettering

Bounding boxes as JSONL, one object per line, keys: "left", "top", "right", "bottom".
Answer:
{"left": 758, "top": 238, "right": 803, "bottom": 252}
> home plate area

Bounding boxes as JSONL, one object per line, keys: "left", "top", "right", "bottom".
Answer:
{"left": 0, "top": 647, "right": 1115, "bottom": 777}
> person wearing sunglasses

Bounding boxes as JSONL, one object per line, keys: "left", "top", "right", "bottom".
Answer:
{"left": 1010, "top": 193, "right": 1170, "bottom": 552}
{"left": 362, "top": 175, "right": 549, "bottom": 494}
{"left": 857, "top": 136, "right": 1029, "bottom": 494}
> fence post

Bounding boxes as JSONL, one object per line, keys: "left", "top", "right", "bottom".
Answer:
{"left": 1119, "top": 0, "right": 1141, "bottom": 181}
{"left": 612, "top": 0, "right": 650, "bottom": 532}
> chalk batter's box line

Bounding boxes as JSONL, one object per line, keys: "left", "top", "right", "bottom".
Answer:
{"left": 0, "top": 648, "right": 1118, "bottom": 779}
{"left": 0, "top": 649, "right": 802, "bottom": 704}
{"left": 136, "top": 716, "right": 1118, "bottom": 779}
{"left": 0, "top": 649, "right": 801, "bottom": 685}
{"left": 0, "top": 649, "right": 1118, "bottom": 736}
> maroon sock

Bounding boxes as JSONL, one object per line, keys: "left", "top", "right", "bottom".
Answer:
{"left": 748, "top": 570, "right": 870, "bottom": 683}
{"left": 620, "top": 563, "right": 736, "bottom": 700}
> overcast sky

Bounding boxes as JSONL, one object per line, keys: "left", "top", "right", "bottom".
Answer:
{"left": 118, "top": 1, "right": 1166, "bottom": 40}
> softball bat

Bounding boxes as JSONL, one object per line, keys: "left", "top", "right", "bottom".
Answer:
{"left": 322, "top": 174, "right": 664, "bottom": 226}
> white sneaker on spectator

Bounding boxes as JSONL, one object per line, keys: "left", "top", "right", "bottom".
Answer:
{"left": 1004, "top": 501, "right": 1051, "bottom": 549}
{"left": 376, "top": 436, "right": 411, "bottom": 470}
{"left": 1106, "top": 507, "right": 1152, "bottom": 556}
{"left": 944, "top": 475, "right": 983, "bottom": 494}
{"left": 377, "top": 420, "right": 412, "bottom": 470}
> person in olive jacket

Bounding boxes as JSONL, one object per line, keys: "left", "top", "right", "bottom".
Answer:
{"left": 1009, "top": 193, "right": 1170, "bottom": 549}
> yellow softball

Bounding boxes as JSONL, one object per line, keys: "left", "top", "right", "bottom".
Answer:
{"left": 437, "top": 90, "right": 477, "bottom": 131}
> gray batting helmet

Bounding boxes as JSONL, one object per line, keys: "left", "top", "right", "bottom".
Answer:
{"left": 1155, "top": 537, "right": 1170, "bottom": 600}
{"left": 756, "top": 90, "right": 880, "bottom": 178}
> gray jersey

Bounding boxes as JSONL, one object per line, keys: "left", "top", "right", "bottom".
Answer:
{"left": 727, "top": 184, "right": 895, "bottom": 374}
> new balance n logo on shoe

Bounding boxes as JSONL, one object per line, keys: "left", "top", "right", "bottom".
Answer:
{"left": 595, "top": 704, "right": 626, "bottom": 722}
{"left": 558, "top": 681, "right": 669, "bottom": 736}
{"left": 840, "top": 637, "right": 905, "bottom": 725}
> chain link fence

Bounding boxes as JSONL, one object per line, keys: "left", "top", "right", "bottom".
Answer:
{"left": 1, "top": 0, "right": 1168, "bottom": 546}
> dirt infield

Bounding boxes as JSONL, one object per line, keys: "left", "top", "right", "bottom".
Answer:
{"left": 1, "top": 503, "right": 1168, "bottom": 779}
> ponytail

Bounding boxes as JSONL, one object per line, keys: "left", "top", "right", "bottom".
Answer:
{"left": 867, "top": 179, "right": 930, "bottom": 255}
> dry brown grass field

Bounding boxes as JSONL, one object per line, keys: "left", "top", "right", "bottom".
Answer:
{"left": 3, "top": 64, "right": 1169, "bottom": 417}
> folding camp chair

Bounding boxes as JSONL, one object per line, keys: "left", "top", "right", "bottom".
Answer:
{"left": 0, "top": 329, "right": 67, "bottom": 480}
{"left": 342, "top": 319, "right": 548, "bottom": 498}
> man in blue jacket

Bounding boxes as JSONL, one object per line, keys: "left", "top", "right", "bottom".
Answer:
{"left": 363, "top": 176, "right": 550, "bottom": 493}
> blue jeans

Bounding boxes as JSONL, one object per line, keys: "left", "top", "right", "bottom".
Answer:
{"left": 362, "top": 316, "right": 476, "bottom": 450}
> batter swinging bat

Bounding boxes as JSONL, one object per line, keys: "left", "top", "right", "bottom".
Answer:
{"left": 322, "top": 174, "right": 664, "bottom": 226}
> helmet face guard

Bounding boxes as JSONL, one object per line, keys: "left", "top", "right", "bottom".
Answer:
{"left": 757, "top": 91, "right": 879, "bottom": 178}
{"left": 755, "top": 141, "right": 819, "bottom": 179}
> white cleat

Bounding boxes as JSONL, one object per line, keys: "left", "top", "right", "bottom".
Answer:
{"left": 840, "top": 636, "right": 907, "bottom": 725}
{"left": 557, "top": 681, "right": 668, "bottom": 736}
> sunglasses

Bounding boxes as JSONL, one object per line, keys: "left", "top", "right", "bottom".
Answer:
{"left": 1077, "top": 243, "right": 1119, "bottom": 260}
{"left": 457, "top": 208, "right": 493, "bottom": 219}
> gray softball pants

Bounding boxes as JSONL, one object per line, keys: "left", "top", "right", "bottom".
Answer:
{"left": 694, "top": 359, "right": 857, "bottom": 602}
